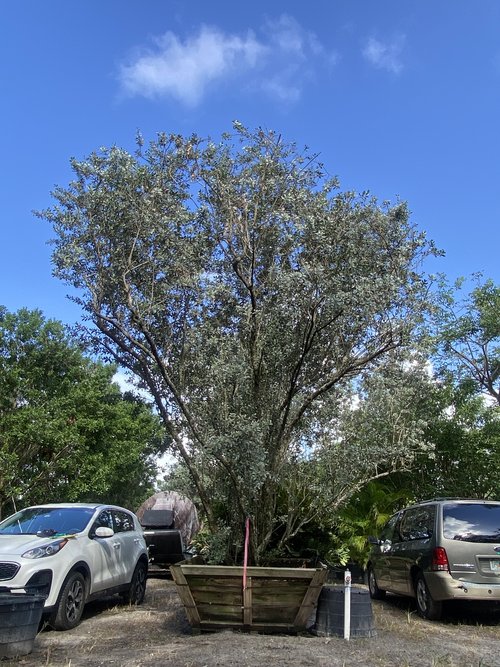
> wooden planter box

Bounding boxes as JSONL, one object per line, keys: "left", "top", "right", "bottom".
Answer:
{"left": 170, "top": 563, "right": 327, "bottom": 633}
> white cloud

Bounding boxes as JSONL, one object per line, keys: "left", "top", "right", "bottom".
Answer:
{"left": 261, "top": 75, "right": 302, "bottom": 103}
{"left": 264, "top": 14, "right": 318, "bottom": 58}
{"left": 120, "top": 26, "right": 266, "bottom": 106}
{"left": 363, "top": 36, "right": 405, "bottom": 74}
{"left": 119, "top": 16, "right": 337, "bottom": 106}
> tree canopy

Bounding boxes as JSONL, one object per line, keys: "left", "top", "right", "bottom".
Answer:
{"left": 327, "top": 277, "right": 500, "bottom": 565}
{"left": 40, "top": 125, "right": 438, "bottom": 562}
{"left": 401, "top": 275, "right": 500, "bottom": 502}
{"left": 432, "top": 276, "right": 500, "bottom": 405}
{"left": 0, "top": 307, "right": 164, "bottom": 516}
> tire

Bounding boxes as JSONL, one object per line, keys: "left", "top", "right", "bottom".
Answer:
{"left": 121, "top": 561, "right": 147, "bottom": 605}
{"left": 50, "top": 571, "right": 86, "bottom": 630}
{"left": 367, "top": 565, "right": 386, "bottom": 600}
{"left": 415, "top": 572, "right": 442, "bottom": 620}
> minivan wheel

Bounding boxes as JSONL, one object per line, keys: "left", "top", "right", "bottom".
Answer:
{"left": 367, "top": 565, "right": 386, "bottom": 600}
{"left": 415, "top": 572, "right": 442, "bottom": 620}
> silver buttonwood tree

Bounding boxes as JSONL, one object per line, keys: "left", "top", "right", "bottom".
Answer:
{"left": 40, "top": 125, "right": 436, "bottom": 562}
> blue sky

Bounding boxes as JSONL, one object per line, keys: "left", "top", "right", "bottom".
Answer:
{"left": 2, "top": 1, "right": 499, "bottom": 325}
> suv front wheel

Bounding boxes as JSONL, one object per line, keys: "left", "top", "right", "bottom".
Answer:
{"left": 415, "top": 572, "right": 442, "bottom": 620}
{"left": 50, "top": 571, "right": 86, "bottom": 630}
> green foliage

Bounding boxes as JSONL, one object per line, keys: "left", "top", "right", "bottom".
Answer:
{"left": 160, "top": 462, "right": 197, "bottom": 499}
{"left": 432, "top": 275, "right": 500, "bottom": 405}
{"left": 326, "top": 481, "right": 411, "bottom": 567}
{"left": 314, "top": 351, "right": 434, "bottom": 502}
{"left": 39, "top": 124, "right": 437, "bottom": 562}
{"left": 404, "top": 379, "right": 500, "bottom": 500}
{"left": 276, "top": 354, "right": 434, "bottom": 562}
{"left": 0, "top": 307, "right": 164, "bottom": 516}
{"left": 398, "top": 276, "right": 500, "bottom": 502}
{"left": 189, "top": 524, "right": 234, "bottom": 564}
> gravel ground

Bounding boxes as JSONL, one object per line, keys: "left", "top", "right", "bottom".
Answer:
{"left": 4, "top": 574, "right": 500, "bottom": 667}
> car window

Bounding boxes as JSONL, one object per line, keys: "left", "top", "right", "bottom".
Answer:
{"left": 0, "top": 507, "right": 94, "bottom": 535}
{"left": 379, "top": 512, "right": 401, "bottom": 543}
{"left": 113, "top": 510, "right": 134, "bottom": 533}
{"left": 443, "top": 502, "right": 500, "bottom": 542}
{"left": 93, "top": 510, "right": 114, "bottom": 531}
{"left": 400, "top": 506, "right": 435, "bottom": 541}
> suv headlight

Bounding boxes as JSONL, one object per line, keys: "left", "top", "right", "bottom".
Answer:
{"left": 22, "top": 538, "right": 69, "bottom": 559}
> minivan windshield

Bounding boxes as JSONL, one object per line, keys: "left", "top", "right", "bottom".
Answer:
{"left": 443, "top": 502, "right": 500, "bottom": 542}
{"left": 0, "top": 507, "right": 95, "bottom": 536}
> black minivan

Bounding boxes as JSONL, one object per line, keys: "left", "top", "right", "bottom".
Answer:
{"left": 367, "top": 499, "right": 500, "bottom": 619}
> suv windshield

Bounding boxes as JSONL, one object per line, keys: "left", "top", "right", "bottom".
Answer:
{"left": 443, "top": 502, "right": 500, "bottom": 542}
{"left": 0, "top": 507, "right": 95, "bottom": 536}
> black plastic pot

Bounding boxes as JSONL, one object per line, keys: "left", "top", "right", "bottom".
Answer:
{"left": 0, "top": 593, "right": 46, "bottom": 658}
{"left": 315, "top": 585, "right": 377, "bottom": 638}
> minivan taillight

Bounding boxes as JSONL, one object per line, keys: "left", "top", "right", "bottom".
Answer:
{"left": 431, "top": 547, "right": 449, "bottom": 572}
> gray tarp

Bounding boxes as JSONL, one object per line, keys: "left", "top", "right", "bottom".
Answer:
{"left": 136, "top": 491, "right": 199, "bottom": 545}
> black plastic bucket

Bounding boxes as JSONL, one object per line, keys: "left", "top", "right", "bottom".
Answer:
{"left": 0, "top": 594, "right": 46, "bottom": 658}
{"left": 315, "top": 585, "right": 376, "bottom": 638}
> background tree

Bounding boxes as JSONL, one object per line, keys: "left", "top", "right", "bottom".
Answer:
{"left": 433, "top": 276, "right": 500, "bottom": 405}
{"left": 335, "top": 277, "right": 500, "bottom": 566}
{"left": 40, "top": 125, "right": 437, "bottom": 562}
{"left": 400, "top": 276, "right": 500, "bottom": 500}
{"left": 0, "top": 307, "right": 164, "bottom": 517}
{"left": 406, "top": 378, "right": 500, "bottom": 500}
{"left": 287, "top": 276, "right": 500, "bottom": 567}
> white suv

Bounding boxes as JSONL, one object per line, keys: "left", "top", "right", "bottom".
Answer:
{"left": 0, "top": 503, "right": 148, "bottom": 629}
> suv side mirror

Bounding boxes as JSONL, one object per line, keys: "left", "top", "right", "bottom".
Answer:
{"left": 94, "top": 526, "right": 114, "bottom": 538}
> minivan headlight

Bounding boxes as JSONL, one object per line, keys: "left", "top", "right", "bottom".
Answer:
{"left": 22, "top": 538, "right": 69, "bottom": 559}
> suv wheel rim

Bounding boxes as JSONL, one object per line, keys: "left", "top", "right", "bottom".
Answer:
{"left": 137, "top": 568, "right": 146, "bottom": 597}
{"left": 134, "top": 566, "right": 146, "bottom": 601}
{"left": 66, "top": 578, "right": 84, "bottom": 622}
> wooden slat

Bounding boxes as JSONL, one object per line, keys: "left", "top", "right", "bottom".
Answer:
{"left": 179, "top": 565, "right": 319, "bottom": 579}
{"left": 187, "top": 579, "right": 306, "bottom": 596}
{"left": 170, "top": 565, "right": 201, "bottom": 627}
{"left": 292, "top": 568, "right": 327, "bottom": 628}
{"left": 190, "top": 589, "right": 242, "bottom": 606}
{"left": 251, "top": 578, "right": 309, "bottom": 589}
{"left": 196, "top": 619, "right": 298, "bottom": 632}
{"left": 183, "top": 576, "right": 242, "bottom": 593}
{"left": 197, "top": 603, "right": 244, "bottom": 622}
{"left": 253, "top": 605, "right": 300, "bottom": 624}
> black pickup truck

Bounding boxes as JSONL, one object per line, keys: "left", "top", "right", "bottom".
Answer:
{"left": 139, "top": 509, "right": 186, "bottom": 567}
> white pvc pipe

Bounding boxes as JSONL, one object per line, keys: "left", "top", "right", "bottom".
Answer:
{"left": 344, "top": 568, "right": 351, "bottom": 640}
